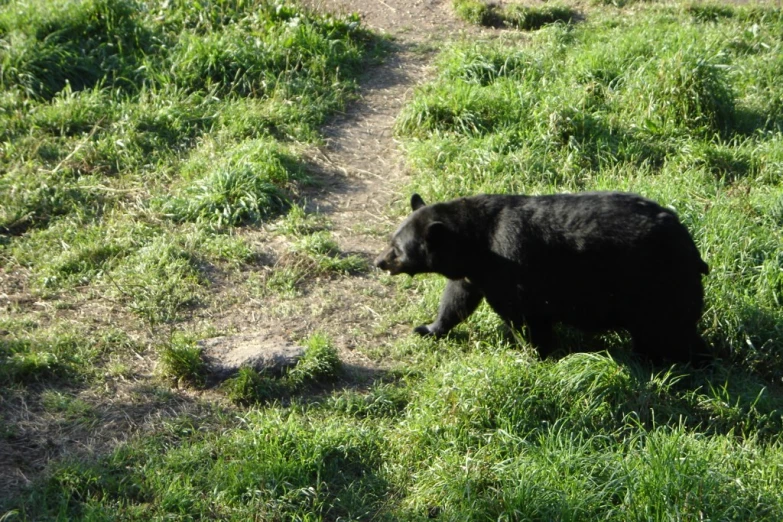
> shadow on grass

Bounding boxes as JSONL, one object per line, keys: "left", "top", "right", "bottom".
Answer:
{"left": 1, "top": 375, "right": 395, "bottom": 520}
{"left": 0, "top": 380, "right": 207, "bottom": 508}
{"left": 732, "top": 106, "right": 783, "bottom": 137}
{"left": 454, "top": 1, "right": 581, "bottom": 31}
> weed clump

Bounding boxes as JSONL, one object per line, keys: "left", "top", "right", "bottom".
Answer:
{"left": 221, "top": 333, "right": 342, "bottom": 405}
{"left": 167, "top": 9, "right": 367, "bottom": 98}
{"left": 275, "top": 203, "right": 328, "bottom": 236}
{"left": 687, "top": 2, "right": 735, "bottom": 23}
{"left": 113, "top": 237, "right": 204, "bottom": 325}
{"left": 288, "top": 333, "right": 341, "bottom": 386}
{"left": 158, "top": 332, "right": 341, "bottom": 401}
{"left": 158, "top": 336, "right": 206, "bottom": 387}
{"left": 453, "top": 0, "right": 500, "bottom": 26}
{"left": 0, "top": 170, "right": 102, "bottom": 236}
{"left": 0, "top": 328, "right": 119, "bottom": 386}
{"left": 504, "top": 4, "right": 577, "bottom": 30}
{"left": 627, "top": 49, "right": 736, "bottom": 135}
{"left": 161, "top": 139, "right": 299, "bottom": 227}
{"left": 441, "top": 46, "right": 537, "bottom": 86}
{"left": 222, "top": 367, "right": 284, "bottom": 404}
{"left": 328, "top": 383, "right": 411, "bottom": 419}
{"left": 0, "top": 349, "right": 70, "bottom": 385}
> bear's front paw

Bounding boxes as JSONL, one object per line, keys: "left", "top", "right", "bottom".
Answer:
{"left": 414, "top": 324, "right": 433, "bottom": 337}
{"left": 414, "top": 324, "right": 446, "bottom": 338}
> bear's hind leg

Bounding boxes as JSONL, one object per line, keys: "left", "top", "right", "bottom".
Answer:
{"left": 415, "top": 279, "right": 483, "bottom": 338}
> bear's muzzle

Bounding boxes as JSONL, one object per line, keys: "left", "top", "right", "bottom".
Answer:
{"left": 374, "top": 249, "right": 401, "bottom": 275}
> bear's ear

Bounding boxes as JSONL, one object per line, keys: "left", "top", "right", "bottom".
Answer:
{"left": 411, "top": 194, "right": 426, "bottom": 211}
{"left": 424, "top": 221, "right": 449, "bottom": 244}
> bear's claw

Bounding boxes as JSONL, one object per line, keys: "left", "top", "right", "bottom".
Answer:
{"left": 413, "top": 324, "right": 433, "bottom": 336}
{"left": 414, "top": 324, "right": 450, "bottom": 338}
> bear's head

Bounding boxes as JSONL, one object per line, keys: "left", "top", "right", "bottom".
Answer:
{"left": 375, "top": 194, "right": 463, "bottom": 279}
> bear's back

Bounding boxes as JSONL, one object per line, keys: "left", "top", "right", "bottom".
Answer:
{"left": 465, "top": 192, "right": 706, "bottom": 329}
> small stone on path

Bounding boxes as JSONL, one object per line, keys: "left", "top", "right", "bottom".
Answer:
{"left": 199, "top": 333, "right": 305, "bottom": 381}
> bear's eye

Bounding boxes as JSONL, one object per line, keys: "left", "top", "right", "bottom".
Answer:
{"left": 393, "top": 246, "right": 402, "bottom": 258}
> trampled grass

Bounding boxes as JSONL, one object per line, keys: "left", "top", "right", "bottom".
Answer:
{"left": 3, "top": 1, "right": 783, "bottom": 521}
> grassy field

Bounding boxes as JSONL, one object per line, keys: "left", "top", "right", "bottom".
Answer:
{"left": 2, "top": 0, "right": 783, "bottom": 520}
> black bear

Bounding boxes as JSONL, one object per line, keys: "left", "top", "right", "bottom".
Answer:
{"left": 375, "top": 192, "right": 710, "bottom": 363}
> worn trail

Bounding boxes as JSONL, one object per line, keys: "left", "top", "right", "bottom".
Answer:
{"left": 222, "top": 0, "right": 486, "bottom": 360}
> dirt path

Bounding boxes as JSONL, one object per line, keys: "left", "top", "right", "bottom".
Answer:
{"left": 211, "top": 1, "right": 488, "bottom": 368}
{"left": 301, "top": 0, "right": 479, "bottom": 255}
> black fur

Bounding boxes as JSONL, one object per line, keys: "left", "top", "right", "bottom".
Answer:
{"left": 375, "top": 192, "right": 710, "bottom": 363}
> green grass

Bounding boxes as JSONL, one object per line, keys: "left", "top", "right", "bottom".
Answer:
{"left": 159, "top": 138, "right": 299, "bottom": 227}
{"left": 3, "top": 1, "right": 783, "bottom": 520}
{"left": 287, "top": 333, "right": 342, "bottom": 387}
{"left": 0, "top": 0, "right": 378, "bottom": 506}
{"left": 0, "top": 0, "right": 156, "bottom": 98}
{"left": 222, "top": 366, "right": 284, "bottom": 404}
{"left": 155, "top": 330, "right": 343, "bottom": 404}
{"left": 453, "top": 0, "right": 577, "bottom": 30}
{"left": 292, "top": 231, "right": 369, "bottom": 274}
{"left": 257, "top": 217, "right": 370, "bottom": 297}
{"left": 157, "top": 334, "right": 207, "bottom": 387}
{"left": 274, "top": 202, "right": 329, "bottom": 236}
{"left": 0, "top": 324, "right": 136, "bottom": 387}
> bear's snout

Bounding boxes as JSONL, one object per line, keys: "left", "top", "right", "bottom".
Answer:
{"left": 374, "top": 248, "right": 400, "bottom": 274}
{"left": 374, "top": 255, "right": 388, "bottom": 271}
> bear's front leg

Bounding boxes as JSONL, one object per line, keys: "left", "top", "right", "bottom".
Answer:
{"left": 415, "top": 278, "right": 484, "bottom": 338}
{"left": 525, "top": 317, "right": 555, "bottom": 358}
